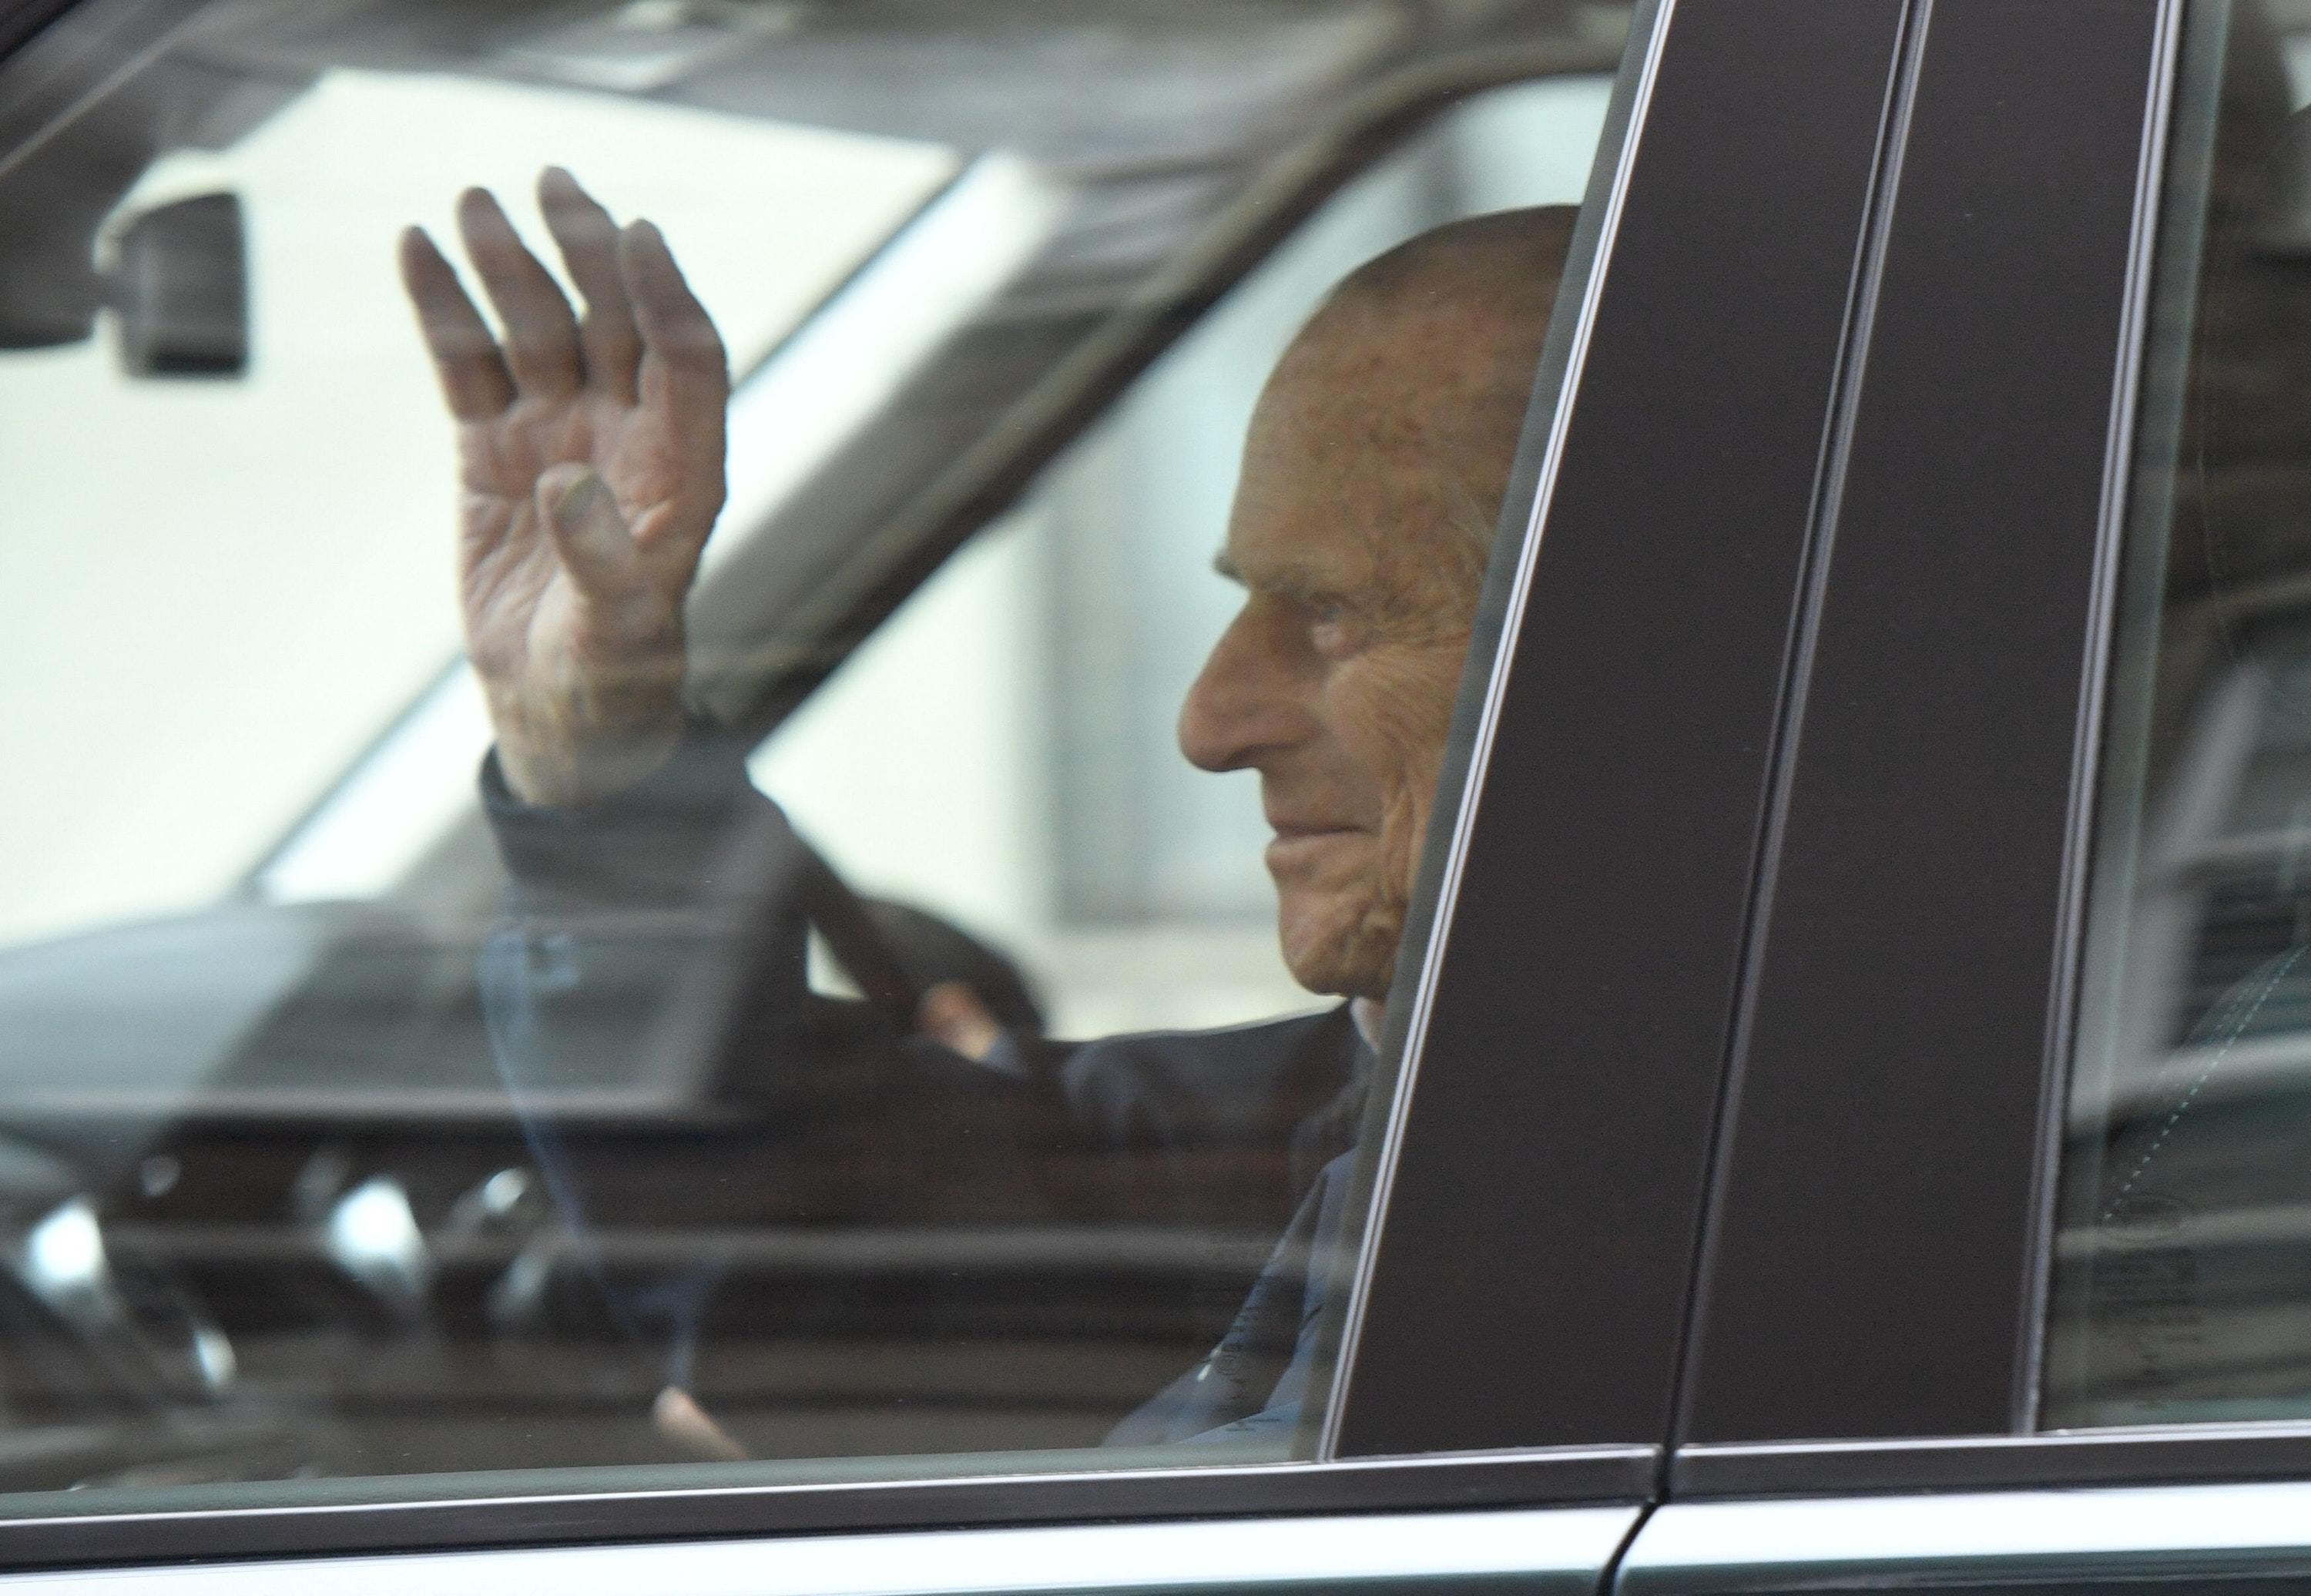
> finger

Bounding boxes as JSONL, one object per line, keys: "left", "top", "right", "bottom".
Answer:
{"left": 538, "top": 166, "right": 641, "bottom": 402}
{"left": 536, "top": 463, "right": 642, "bottom": 598}
{"left": 456, "top": 186, "right": 584, "bottom": 398}
{"left": 397, "top": 226, "right": 514, "bottom": 419}
{"left": 619, "top": 220, "right": 726, "bottom": 430}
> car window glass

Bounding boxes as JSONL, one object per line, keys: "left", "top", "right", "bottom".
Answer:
{"left": 0, "top": 0, "right": 1635, "bottom": 1508}
{"left": 2047, "top": 0, "right": 2311, "bottom": 1425}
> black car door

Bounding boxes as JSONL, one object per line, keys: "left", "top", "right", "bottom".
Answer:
{"left": 1634, "top": 0, "right": 2311, "bottom": 1590}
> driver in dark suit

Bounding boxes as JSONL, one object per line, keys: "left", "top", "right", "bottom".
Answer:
{"left": 397, "top": 171, "right": 1571, "bottom": 1453}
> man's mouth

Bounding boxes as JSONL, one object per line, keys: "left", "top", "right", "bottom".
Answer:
{"left": 1264, "top": 823, "right": 1363, "bottom": 872}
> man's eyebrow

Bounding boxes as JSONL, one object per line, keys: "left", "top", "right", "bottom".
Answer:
{"left": 1211, "top": 551, "right": 1243, "bottom": 585}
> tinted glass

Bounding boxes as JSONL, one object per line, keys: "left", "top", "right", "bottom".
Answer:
{"left": 2048, "top": 0, "right": 2311, "bottom": 1425}
{"left": 0, "top": 0, "right": 1633, "bottom": 1504}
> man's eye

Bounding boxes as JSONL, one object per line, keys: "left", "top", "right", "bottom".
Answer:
{"left": 1306, "top": 600, "right": 1360, "bottom": 654}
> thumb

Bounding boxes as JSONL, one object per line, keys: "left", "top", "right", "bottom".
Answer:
{"left": 535, "top": 464, "right": 640, "bottom": 596}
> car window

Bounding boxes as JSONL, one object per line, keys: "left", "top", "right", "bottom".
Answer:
{"left": 0, "top": 0, "right": 1635, "bottom": 1510}
{"left": 2046, "top": 0, "right": 2311, "bottom": 1426}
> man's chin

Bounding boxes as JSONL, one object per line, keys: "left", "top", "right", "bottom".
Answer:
{"left": 1275, "top": 897, "right": 1400, "bottom": 1002}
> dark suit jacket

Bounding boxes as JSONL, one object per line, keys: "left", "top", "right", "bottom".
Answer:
{"left": 475, "top": 729, "right": 1369, "bottom": 1446}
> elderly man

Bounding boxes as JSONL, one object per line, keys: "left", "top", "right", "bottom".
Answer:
{"left": 398, "top": 171, "right": 1570, "bottom": 1448}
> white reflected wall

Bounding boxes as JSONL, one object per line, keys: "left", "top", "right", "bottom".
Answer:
{"left": 0, "top": 71, "right": 953, "bottom": 947}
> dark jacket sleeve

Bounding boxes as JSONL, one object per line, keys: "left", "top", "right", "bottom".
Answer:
{"left": 475, "top": 726, "right": 812, "bottom": 1103}
{"left": 472, "top": 727, "right": 1075, "bottom": 1224}
{"left": 1043, "top": 1006, "right": 1360, "bottom": 1229}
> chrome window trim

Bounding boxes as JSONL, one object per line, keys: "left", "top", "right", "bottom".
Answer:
{"left": 0, "top": 1447, "right": 1657, "bottom": 1570}
{"left": 1623, "top": 1481, "right": 2311, "bottom": 1593}
{"left": 0, "top": 1504, "right": 1643, "bottom": 1591}
{"left": 1672, "top": 1423, "right": 2311, "bottom": 1497}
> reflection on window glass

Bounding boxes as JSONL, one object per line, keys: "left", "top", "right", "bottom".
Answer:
{"left": 0, "top": 0, "right": 1628, "bottom": 1504}
{"left": 2050, "top": 0, "right": 2311, "bottom": 1425}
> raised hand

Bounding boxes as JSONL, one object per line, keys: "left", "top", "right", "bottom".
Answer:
{"left": 398, "top": 168, "right": 728, "bottom": 806}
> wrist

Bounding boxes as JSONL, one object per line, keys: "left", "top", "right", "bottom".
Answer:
{"left": 489, "top": 695, "right": 686, "bottom": 809}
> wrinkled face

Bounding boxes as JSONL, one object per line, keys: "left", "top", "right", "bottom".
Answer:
{"left": 1176, "top": 297, "right": 1514, "bottom": 1001}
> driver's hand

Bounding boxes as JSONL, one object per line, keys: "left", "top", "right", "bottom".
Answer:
{"left": 917, "top": 981, "right": 1003, "bottom": 1062}
{"left": 652, "top": 1384, "right": 746, "bottom": 1462}
{"left": 398, "top": 168, "right": 729, "bottom": 807}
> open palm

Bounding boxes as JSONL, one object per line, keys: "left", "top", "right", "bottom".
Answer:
{"left": 399, "top": 169, "right": 727, "bottom": 806}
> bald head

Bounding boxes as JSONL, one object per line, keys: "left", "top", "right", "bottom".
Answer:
{"left": 1179, "top": 206, "right": 1575, "bottom": 1001}
{"left": 1271, "top": 206, "right": 1576, "bottom": 562}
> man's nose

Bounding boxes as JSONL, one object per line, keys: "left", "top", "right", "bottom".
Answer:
{"left": 1178, "top": 604, "right": 1307, "bottom": 773}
